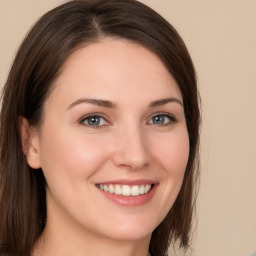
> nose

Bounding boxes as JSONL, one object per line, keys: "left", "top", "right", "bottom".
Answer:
{"left": 112, "top": 125, "right": 150, "bottom": 170}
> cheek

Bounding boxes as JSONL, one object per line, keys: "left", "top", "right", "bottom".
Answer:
{"left": 156, "top": 130, "right": 190, "bottom": 175}
{"left": 144, "top": 129, "right": 189, "bottom": 225}
{"left": 157, "top": 129, "right": 189, "bottom": 193}
{"left": 38, "top": 128, "right": 110, "bottom": 184}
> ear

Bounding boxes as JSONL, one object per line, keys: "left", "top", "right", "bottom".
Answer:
{"left": 19, "top": 117, "right": 41, "bottom": 169}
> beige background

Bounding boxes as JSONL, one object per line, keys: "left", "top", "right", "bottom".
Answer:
{"left": 0, "top": 1, "right": 255, "bottom": 256}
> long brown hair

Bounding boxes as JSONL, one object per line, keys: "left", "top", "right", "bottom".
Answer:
{"left": 0, "top": 1, "right": 200, "bottom": 255}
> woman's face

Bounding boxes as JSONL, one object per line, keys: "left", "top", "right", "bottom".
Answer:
{"left": 28, "top": 39, "right": 189, "bottom": 242}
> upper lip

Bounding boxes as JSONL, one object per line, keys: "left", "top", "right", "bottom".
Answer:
{"left": 96, "top": 179, "right": 158, "bottom": 186}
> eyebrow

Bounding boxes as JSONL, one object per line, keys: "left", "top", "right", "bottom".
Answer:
{"left": 67, "top": 98, "right": 116, "bottom": 110}
{"left": 67, "top": 97, "right": 183, "bottom": 110}
{"left": 149, "top": 98, "right": 183, "bottom": 108}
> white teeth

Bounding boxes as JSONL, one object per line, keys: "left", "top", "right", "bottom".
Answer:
{"left": 109, "top": 185, "right": 114, "bottom": 193}
{"left": 115, "top": 185, "right": 122, "bottom": 195}
{"left": 139, "top": 185, "right": 145, "bottom": 195}
{"left": 131, "top": 185, "right": 140, "bottom": 196}
{"left": 98, "top": 184, "right": 152, "bottom": 197}
{"left": 145, "top": 184, "right": 151, "bottom": 193}
{"left": 122, "top": 185, "right": 131, "bottom": 196}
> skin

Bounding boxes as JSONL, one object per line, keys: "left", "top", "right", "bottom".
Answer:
{"left": 23, "top": 39, "right": 190, "bottom": 256}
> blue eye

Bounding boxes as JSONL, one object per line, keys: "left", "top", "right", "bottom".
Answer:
{"left": 80, "top": 115, "right": 108, "bottom": 127}
{"left": 148, "top": 114, "right": 176, "bottom": 125}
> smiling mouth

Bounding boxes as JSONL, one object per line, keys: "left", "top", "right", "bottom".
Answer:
{"left": 97, "top": 184, "right": 153, "bottom": 197}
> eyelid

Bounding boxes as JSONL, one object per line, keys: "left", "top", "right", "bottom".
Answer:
{"left": 147, "top": 112, "right": 177, "bottom": 125}
{"left": 78, "top": 112, "right": 177, "bottom": 128}
{"left": 79, "top": 113, "right": 111, "bottom": 127}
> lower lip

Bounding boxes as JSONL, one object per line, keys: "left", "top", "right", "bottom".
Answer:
{"left": 97, "top": 185, "right": 158, "bottom": 207}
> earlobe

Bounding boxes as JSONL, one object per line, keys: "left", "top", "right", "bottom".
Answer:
{"left": 19, "top": 117, "right": 41, "bottom": 169}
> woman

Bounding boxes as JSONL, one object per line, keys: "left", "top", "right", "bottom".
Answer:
{"left": 0, "top": 0, "right": 200, "bottom": 256}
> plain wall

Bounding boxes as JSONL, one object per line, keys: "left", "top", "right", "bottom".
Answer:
{"left": 0, "top": 1, "right": 255, "bottom": 256}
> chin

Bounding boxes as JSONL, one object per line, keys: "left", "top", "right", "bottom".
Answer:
{"left": 96, "top": 216, "right": 158, "bottom": 242}
{"left": 105, "top": 227, "right": 152, "bottom": 242}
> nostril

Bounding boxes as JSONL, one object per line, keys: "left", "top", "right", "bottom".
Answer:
{"left": 112, "top": 129, "right": 149, "bottom": 168}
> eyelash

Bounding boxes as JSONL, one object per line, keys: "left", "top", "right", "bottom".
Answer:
{"left": 147, "top": 113, "right": 177, "bottom": 126}
{"left": 79, "top": 112, "right": 177, "bottom": 128}
{"left": 79, "top": 114, "right": 109, "bottom": 128}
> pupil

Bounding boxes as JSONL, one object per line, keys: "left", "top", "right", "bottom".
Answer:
{"left": 88, "top": 117, "right": 100, "bottom": 125}
{"left": 153, "top": 115, "right": 164, "bottom": 124}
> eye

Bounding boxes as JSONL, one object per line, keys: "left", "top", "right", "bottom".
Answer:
{"left": 80, "top": 115, "right": 108, "bottom": 127}
{"left": 148, "top": 113, "right": 176, "bottom": 125}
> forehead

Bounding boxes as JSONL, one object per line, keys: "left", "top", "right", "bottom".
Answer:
{"left": 47, "top": 39, "right": 182, "bottom": 107}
